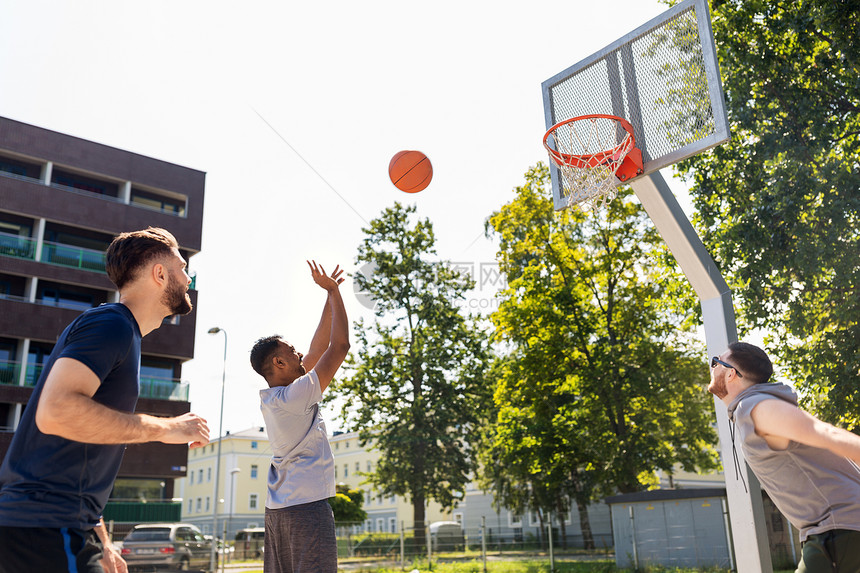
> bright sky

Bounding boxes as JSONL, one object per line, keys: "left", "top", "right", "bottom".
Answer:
{"left": 0, "top": 0, "right": 700, "bottom": 436}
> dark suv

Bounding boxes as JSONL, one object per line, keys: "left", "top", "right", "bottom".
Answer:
{"left": 121, "top": 523, "right": 211, "bottom": 572}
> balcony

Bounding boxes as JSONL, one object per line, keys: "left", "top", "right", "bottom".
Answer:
{"left": 0, "top": 231, "right": 106, "bottom": 273}
{"left": 0, "top": 362, "right": 189, "bottom": 402}
{"left": 140, "top": 376, "right": 190, "bottom": 402}
{"left": 0, "top": 168, "right": 187, "bottom": 219}
{"left": 0, "top": 360, "right": 43, "bottom": 387}
{"left": 0, "top": 233, "right": 35, "bottom": 260}
{"left": 42, "top": 240, "right": 106, "bottom": 273}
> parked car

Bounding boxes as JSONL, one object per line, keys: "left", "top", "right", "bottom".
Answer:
{"left": 234, "top": 527, "right": 265, "bottom": 560}
{"left": 121, "top": 523, "right": 212, "bottom": 571}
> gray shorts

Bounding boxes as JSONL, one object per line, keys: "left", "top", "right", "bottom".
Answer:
{"left": 264, "top": 500, "right": 337, "bottom": 573}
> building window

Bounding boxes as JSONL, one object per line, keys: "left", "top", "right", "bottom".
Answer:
{"left": 198, "top": 469, "right": 203, "bottom": 483}
{"left": 345, "top": 441, "right": 349, "bottom": 448}
{"left": 190, "top": 472, "right": 194, "bottom": 485}
{"left": 334, "top": 466, "right": 338, "bottom": 479}
{"left": 207, "top": 468, "right": 212, "bottom": 482}
{"left": 251, "top": 465, "right": 258, "bottom": 479}
{"left": 250, "top": 494, "right": 258, "bottom": 510}
{"left": 376, "top": 518, "right": 384, "bottom": 532}
{"left": 365, "top": 520, "right": 371, "bottom": 533}
{"left": 196, "top": 498, "right": 202, "bottom": 512}
{"left": 251, "top": 441, "right": 258, "bottom": 449}
{"left": 367, "top": 461, "right": 372, "bottom": 472}
{"left": 389, "top": 518, "right": 397, "bottom": 533}
{"left": 130, "top": 188, "right": 187, "bottom": 217}
{"left": 187, "top": 499, "right": 193, "bottom": 513}
{"left": 205, "top": 497, "right": 210, "bottom": 512}
{"left": 38, "top": 286, "right": 96, "bottom": 311}
{"left": 335, "top": 442, "right": 339, "bottom": 450}
{"left": 344, "top": 465, "right": 348, "bottom": 478}
{"left": 508, "top": 512, "right": 522, "bottom": 528}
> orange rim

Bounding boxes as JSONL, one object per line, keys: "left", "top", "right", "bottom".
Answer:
{"left": 543, "top": 114, "right": 637, "bottom": 168}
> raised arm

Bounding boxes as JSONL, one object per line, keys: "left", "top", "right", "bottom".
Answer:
{"left": 302, "top": 263, "right": 344, "bottom": 372}
{"left": 306, "top": 261, "right": 350, "bottom": 391}
{"left": 751, "top": 399, "right": 860, "bottom": 464}
{"left": 36, "top": 357, "right": 210, "bottom": 447}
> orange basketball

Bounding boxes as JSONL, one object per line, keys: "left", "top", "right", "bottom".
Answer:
{"left": 389, "top": 150, "right": 432, "bottom": 193}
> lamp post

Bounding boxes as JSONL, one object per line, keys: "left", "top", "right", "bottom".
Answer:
{"left": 207, "top": 327, "right": 227, "bottom": 573}
{"left": 225, "top": 467, "right": 241, "bottom": 572}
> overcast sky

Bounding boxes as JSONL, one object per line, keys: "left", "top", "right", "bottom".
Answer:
{"left": 0, "top": 0, "right": 704, "bottom": 436}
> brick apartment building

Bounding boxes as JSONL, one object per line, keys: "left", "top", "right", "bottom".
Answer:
{"left": 0, "top": 116, "right": 205, "bottom": 526}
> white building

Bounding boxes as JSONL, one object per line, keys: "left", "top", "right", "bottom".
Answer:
{"left": 176, "top": 427, "right": 269, "bottom": 538}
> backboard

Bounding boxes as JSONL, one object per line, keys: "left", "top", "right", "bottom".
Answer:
{"left": 542, "top": 0, "right": 728, "bottom": 210}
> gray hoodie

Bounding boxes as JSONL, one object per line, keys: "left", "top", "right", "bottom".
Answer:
{"left": 728, "top": 382, "right": 860, "bottom": 541}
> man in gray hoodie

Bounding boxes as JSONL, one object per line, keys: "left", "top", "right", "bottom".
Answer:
{"left": 710, "top": 342, "right": 860, "bottom": 572}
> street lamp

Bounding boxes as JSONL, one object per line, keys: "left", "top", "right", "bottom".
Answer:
{"left": 207, "top": 327, "right": 227, "bottom": 573}
{"left": 225, "top": 467, "right": 241, "bottom": 572}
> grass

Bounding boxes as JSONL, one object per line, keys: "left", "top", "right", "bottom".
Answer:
{"left": 334, "top": 559, "right": 785, "bottom": 573}
{"left": 231, "top": 557, "right": 797, "bottom": 573}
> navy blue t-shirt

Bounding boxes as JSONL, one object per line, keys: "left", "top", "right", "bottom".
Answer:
{"left": 0, "top": 303, "right": 141, "bottom": 529}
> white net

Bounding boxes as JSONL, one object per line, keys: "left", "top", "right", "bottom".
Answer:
{"left": 544, "top": 115, "right": 635, "bottom": 210}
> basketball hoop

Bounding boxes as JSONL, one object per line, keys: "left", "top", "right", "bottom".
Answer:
{"left": 543, "top": 114, "right": 644, "bottom": 209}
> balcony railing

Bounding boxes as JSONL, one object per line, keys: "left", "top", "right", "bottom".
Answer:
{"left": 0, "top": 360, "right": 43, "bottom": 387}
{"left": 0, "top": 363, "right": 189, "bottom": 402}
{"left": 0, "top": 168, "right": 186, "bottom": 218}
{"left": 0, "top": 233, "right": 198, "bottom": 289}
{"left": 0, "top": 231, "right": 106, "bottom": 272}
{"left": 140, "top": 376, "right": 190, "bottom": 402}
{"left": 41, "top": 240, "right": 106, "bottom": 272}
{"left": 0, "top": 233, "right": 36, "bottom": 260}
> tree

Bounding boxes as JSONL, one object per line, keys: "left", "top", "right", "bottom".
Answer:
{"left": 478, "top": 164, "right": 719, "bottom": 547}
{"left": 329, "top": 484, "right": 367, "bottom": 525}
{"left": 677, "top": 0, "right": 860, "bottom": 426}
{"left": 327, "top": 202, "right": 492, "bottom": 545}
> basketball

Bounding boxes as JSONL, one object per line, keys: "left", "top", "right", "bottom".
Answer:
{"left": 389, "top": 150, "right": 432, "bottom": 193}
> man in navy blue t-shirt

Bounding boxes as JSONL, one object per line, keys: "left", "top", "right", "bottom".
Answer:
{"left": 0, "top": 227, "right": 210, "bottom": 573}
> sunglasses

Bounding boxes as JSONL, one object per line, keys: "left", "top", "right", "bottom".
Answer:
{"left": 711, "top": 356, "right": 743, "bottom": 378}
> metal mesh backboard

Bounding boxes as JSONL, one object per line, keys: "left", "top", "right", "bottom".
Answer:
{"left": 542, "top": 0, "right": 728, "bottom": 210}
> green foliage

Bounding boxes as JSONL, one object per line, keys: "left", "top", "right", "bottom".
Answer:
{"left": 327, "top": 202, "right": 493, "bottom": 531}
{"left": 478, "top": 164, "right": 719, "bottom": 522}
{"left": 329, "top": 483, "right": 367, "bottom": 524}
{"left": 676, "top": 0, "right": 860, "bottom": 426}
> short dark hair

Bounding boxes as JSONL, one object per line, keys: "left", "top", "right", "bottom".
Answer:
{"left": 105, "top": 227, "right": 179, "bottom": 289}
{"left": 727, "top": 342, "right": 773, "bottom": 384}
{"left": 250, "top": 335, "right": 283, "bottom": 379}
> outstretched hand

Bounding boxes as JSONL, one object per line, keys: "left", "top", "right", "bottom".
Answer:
{"left": 308, "top": 260, "right": 344, "bottom": 292}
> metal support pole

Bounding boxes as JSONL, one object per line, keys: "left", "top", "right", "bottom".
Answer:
{"left": 481, "top": 516, "right": 488, "bottom": 573}
{"left": 547, "top": 513, "right": 555, "bottom": 573}
{"left": 207, "top": 327, "right": 228, "bottom": 573}
{"left": 722, "top": 498, "right": 736, "bottom": 571}
{"left": 400, "top": 521, "right": 405, "bottom": 569}
{"left": 629, "top": 506, "right": 638, "bottom": 570}
{"left": 631, "top": 172, "right": 772, "bottom": 573}
{"left": 426, "top": 522, "right": 432, "bottom": 570}
{"left": 786, "top": 518, "right": 797, "bottom": 564}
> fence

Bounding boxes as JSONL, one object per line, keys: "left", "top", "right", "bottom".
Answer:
{"left": 335, "top": 518, "right": 612, "bottom": 569}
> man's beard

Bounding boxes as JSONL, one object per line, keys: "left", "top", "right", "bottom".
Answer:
{"left": 708, "top": 372, "right": 728, "bottom": 399}
{"left": 163, "top": 271, "right": 193, "bottom": 316}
